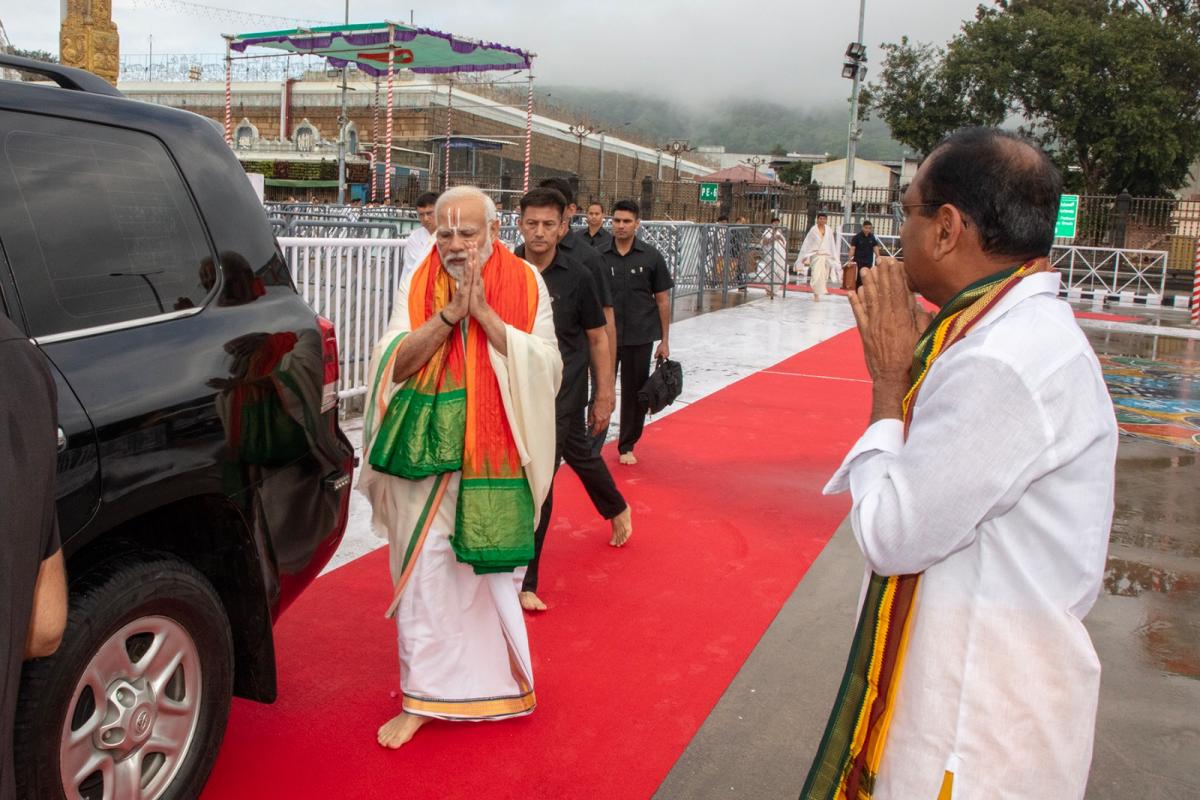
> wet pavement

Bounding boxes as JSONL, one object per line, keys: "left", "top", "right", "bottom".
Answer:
{"left": 1082, "top": 320, "right": 1200, "bottom": 799}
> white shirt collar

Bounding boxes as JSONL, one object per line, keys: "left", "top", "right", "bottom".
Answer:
{"left": 973, "top": 270, "right": 1061, "bottom": 329}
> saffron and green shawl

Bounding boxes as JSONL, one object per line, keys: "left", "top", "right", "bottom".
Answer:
{"left": 366, "top": 241, "right": 540, "bottom": 575}
{"left": 801, "top": 260, "right": 1046, "bottom": 800}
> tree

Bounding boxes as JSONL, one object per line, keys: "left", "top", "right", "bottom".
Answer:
{"left": 869, "top": 37, "right": 1006, "bottom": 158}
{"left": 870, "top": 1, "right": 1200, "bottom": 195}
{"left": 9, "top": 48, "right": 58, "bottom": 63}
{"left": 777, "top": 160, "right": 814, "bottom": 186}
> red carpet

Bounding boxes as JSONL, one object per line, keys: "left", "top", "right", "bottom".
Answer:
{"left": 1074, "top": 310, "right": 1142, "bottom": 323}
{"left": 202, "top": 330, "right": 870, "bottom": 800}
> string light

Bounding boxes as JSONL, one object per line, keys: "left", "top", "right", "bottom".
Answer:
{"left": 124, "top": 0, "right": 334, "bottom": 28}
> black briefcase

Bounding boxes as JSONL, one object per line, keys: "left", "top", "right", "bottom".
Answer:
{"left": 638, "top": 357, "right": 683, "bottom": 414}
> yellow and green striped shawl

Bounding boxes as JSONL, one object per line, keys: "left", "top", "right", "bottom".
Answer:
{"left": 801, "top": 260, "right": 1046, "bottom": 800}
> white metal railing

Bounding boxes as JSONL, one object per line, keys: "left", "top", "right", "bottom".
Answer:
{"left": 277, "top": 231, "right": 1173, "bottom": 407}
{"left": 839, "top": 237, "right": 1168, "bottom": 300}
{"left": 1050, "top": 245, "right": 1169, "bottom": 298}
{"left": 279, "top": 236, "right": 406, "bottom": 404}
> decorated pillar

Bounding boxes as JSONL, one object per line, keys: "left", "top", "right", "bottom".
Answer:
{"left": 59, "top": 0, "right": 120, "bottom": 84}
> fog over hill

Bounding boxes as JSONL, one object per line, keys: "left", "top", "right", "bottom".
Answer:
{"left": 539, "top": 86, "right": 908, "bottom": 162}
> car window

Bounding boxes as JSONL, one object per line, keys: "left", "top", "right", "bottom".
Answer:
{"left": 0, "top": 111, "right": 215, "bottom": 338}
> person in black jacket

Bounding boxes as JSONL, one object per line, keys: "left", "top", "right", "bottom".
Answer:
{"left": 1, "top": 311, "right": 67, "bottom": 800}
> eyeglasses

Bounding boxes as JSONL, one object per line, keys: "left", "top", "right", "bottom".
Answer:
{"left": 896, "top": 201, "right": 970, "bottom": 228}
{"left": 896, "top": 202, "right": 943, "bottom": 222}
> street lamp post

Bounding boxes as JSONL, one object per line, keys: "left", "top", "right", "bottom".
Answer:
{"left": 742, "top": 155, "right": 767, "bottom": 183}
{"left": 841, "top": 0, "right": 868, "bottom": 235}
{"left": 665, "top": 139, "right": 691, "bottom": 212}
{"left": 568, "top": 123, "right": 593, "bottom": 182}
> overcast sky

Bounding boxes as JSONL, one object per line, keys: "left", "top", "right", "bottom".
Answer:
{"left": 5, "top": 1, "right": 983, "bottom": 107}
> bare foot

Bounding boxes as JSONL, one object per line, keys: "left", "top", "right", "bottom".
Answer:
{"left": 609, "top": 506, "right": 633, "bottom": 547}
{"left": 377, "top": 712, "right": 430, "bottom": 749}
{"left": 519, "top": 591, "right": 547, "bottom": 612}
{"left": 618, "top": 452, "right": 637, "bottom": 465}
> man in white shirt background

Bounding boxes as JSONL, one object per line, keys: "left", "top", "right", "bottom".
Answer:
{"left": 796, "top": 212, "right": 841, "bottom": 302}
{"left": 805, "top": 127, "right": 1117, "bottom": 800}
{"left": 401, "top": 191, "right": 439, "bottom": 278}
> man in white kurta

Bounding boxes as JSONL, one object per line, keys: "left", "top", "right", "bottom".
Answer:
{"left": 359, "top": 187, "right": 561, "bottom": 749}
{"left": 759, "top": 218, "right": 788, "bottom": 296}
{"left": 399, "top": 191, "right": 438, "bottom": 278}
{"left": 812, "top": 128, "right": 1117, "bottom": 798}
{"left": 796, "top": 212, "right": 840, "bottom": 301}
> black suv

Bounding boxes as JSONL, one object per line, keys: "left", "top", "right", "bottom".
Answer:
{"left": 0, "top": 56, "right": 355, "bottom": 799}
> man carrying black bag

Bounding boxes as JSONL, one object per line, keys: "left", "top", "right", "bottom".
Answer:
{"left": 600, "top": 199, "right": 674, "bottom": 466}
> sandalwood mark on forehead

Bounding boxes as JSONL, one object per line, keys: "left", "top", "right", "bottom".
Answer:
{"left": 436, "top": 205, "right": 482, "bottom": 237}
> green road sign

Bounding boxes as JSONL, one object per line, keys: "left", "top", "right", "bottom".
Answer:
{"left": 1055, "top": 194, "right": 1079, "bottom": 239}
{"left": 699, "top": 183, "right": 718, "bottom": 204}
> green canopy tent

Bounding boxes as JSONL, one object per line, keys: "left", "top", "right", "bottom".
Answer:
{"left": 226, "top": 22, "right": 535, "bottom": 203}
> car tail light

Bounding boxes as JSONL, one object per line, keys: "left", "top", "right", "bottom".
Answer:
{"left": 317, "top": 315, "right": 339, "bottom": 413}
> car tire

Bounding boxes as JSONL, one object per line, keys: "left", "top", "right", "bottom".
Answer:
{"left": 14, "top": 555, "right": 234, "bottom": 800}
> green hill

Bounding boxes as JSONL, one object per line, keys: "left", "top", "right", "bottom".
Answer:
{"left": 538, "top": 86, "right": 907, "bottom": 161}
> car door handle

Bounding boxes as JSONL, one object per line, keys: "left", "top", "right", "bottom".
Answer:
{"left": 57, "top": 427, "right": 67, "bottom": 453}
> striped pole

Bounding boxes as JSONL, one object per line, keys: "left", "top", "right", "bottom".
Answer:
{"left": 223, "top": 37, "right": 233, "bottom": 145}
{"left": 385, "top": 41, "right": 394, "bottom": 204}
{"left": 444, "top": 80, "right": 453, "bottom": 191}
{"left": 1192, "top": 237, "right": 1199, "bottom": 326}
{"left": 371, "top": 78, "right": 380, "bottom": 203}
{"left": 524, "top": 67, "right": 534, "bottom": 192}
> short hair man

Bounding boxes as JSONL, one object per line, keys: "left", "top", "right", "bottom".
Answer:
{"left": 1, "top": 312, "right": 67, "bottom": 799}
{"left": 795, "top": 211, "right": 839, "bottom": 301}
{"left": 401, "top": 191, "right": 440, "bottom": 278}
{"left": 599, "top": 199, "right": 674, "bottom": 465}
{"left": 360, "top": 186, "right": 562, "bottom": 749}
{"left": 759, "top": 216, "right": 788, "bottom": 298}
{"left": 538, "top": 178, "right": 617, "bottom": 453}
{"left": 805, "top": 128, "right": 1117, "bottom": 798}
{"left": 513, "top": 188, "right": 632, "bottom": 611}
{"left": 844, "top": 219, "right": 881, "bottom": 290}
{"left": 583, "top": 201, "right": 612, "bottom": 250}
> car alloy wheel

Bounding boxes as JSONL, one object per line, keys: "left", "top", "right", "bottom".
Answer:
{"left": 60, "top": 615, "right": 203, "bottom": 800}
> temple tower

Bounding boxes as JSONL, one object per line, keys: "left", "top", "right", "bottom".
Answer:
{"left": 59, "top": 0, "right": 119, "bottom": 84}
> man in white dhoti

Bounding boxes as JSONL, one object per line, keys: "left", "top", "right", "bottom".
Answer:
{"left": 358, "top": 186, "right": 561, "bottom": 749}
{"left": 803, "top": 128, "right": 1117, "bottom": 799}
{"left": 758, "top": 216, "right": 788, "bottom": 298}
{"left": 796, "top": 211, "right": 840, "bottom": 301}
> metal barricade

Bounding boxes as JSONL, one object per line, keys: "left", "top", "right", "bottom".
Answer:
{"left": 1051, "top": 245, "right": 1169, "bottom": 300}
{"left": 278, "top": 236, "right": 407, "bottom": 410}
{"left": 280, "top": 220, "right": 408, "bottom": 239}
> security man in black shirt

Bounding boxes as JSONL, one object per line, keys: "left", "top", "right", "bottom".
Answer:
{"left": 537, "top": 178, "right": 617, "bottom": 454}
{"left": 845, "top": 219, "right": 882, "bottom": 290}
{"left": 1, "top": 311, "right": 67, "bottom": 800}
{"left": 583, "top": 201, "right": 614, "bottom": 250}
{"left": 600, "top": 199, "right": 674, "bottom": 465}
{"left": 514, "top": 188, "right": 632, "bottom": 612}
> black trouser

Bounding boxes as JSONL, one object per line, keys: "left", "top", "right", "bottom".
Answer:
{"left": 522, "top": 408, "right": 627, "bottom": 593}
{"left": 616, "top": 342, "right": 653, "bottom": 455}
{"left": 854, "top": 263, "right": 871, "bottom": 289}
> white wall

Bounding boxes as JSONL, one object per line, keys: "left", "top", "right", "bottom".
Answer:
{"left": 811, "top": 158, "right": 894, "bottom": 188}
